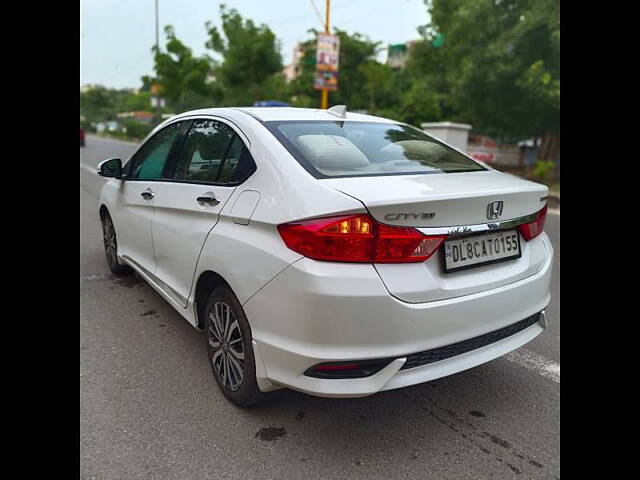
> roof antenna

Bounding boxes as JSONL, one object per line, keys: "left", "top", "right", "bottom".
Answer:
{"left": 326, "top": 105, "right": 347, "bottom": 118}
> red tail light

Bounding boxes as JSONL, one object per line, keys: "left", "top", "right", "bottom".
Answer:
{"left": 518, "top": 205, "right": 547, "bottom": 241}
{"left": 277, "top": 214, "right": 447, "bottom": 263}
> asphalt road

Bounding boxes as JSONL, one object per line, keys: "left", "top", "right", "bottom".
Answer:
{"left": 80, "top": 135, "right": 560, "bottom": 480}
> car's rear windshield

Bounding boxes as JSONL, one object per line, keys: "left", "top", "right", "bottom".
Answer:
{"left": 265, "top": 121, "right": 486, "bottom": 179}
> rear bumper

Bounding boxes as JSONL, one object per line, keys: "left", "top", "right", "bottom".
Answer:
{"left": 245, "top": 238, "right": 553, "bottom": 398}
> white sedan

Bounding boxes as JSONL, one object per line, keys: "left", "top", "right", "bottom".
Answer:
{"left": 97, "top": 106, "right": 553, "bottom": 406}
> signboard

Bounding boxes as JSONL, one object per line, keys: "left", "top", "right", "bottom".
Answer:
{"left": 314, "top": 71, "right": 338, "bottom": 91}
{"left": 314, "top": 33, "right": 340, "bottom": 91}
{"left": 316, "top": 33, "right": 340, "bottom": 72}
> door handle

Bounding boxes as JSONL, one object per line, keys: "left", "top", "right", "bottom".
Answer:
{"left": 197, "top": 192, "right": 220, "bottom": 207}
{"left": 141, "top": 188, "right": 155, "bottom": 200}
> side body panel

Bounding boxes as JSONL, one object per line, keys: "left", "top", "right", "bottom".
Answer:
{"left": 152, "top": 181, "right": 237, "bottom": 307}
{"left": 111, "top": 181, "right": 157, "bottom": 275}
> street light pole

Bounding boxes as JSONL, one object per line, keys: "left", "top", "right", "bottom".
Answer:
{"left": 320, "top": 0, "right": 331, "bottom": 110}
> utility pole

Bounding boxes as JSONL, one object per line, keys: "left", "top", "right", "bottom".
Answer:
{"left": 155, "top": 0, "right": 159, "bottom": 52}
{"left": 320, "top": 0, "right": 331, "bottom": 110}
{"left": 154, "top": 0, "right": 161, "bottom": 123}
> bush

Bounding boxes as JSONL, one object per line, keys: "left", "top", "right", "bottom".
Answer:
{"left": 533, "top": 160, "right": 555, "bottom": 184}
{"left": 121, "top": 120, "right": 154, "bottom": 140}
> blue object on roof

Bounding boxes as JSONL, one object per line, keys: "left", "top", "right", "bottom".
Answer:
{"left": 252, "top": 100, "right": 291, "bottom": 107}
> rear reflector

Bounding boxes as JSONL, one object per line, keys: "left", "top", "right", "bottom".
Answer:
{"left": 278, "top": 214, "right": 446, "bottom": 263}
{"left": 305, "top": 360, "right": 392, "bottom": 379}
{"left": 313, "top": 364, "right": 359, "bottom": 371}
{"left": 518, "top": 205, "right": 547, "bottom": 241}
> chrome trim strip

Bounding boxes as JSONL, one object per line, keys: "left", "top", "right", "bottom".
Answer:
{"left": 136, "top": 113, "right": 252, "bottom": 157}
{"left": 163, "top": 114, "right": 252, "bottom": 149}
{"left": 538, "top": 310, "right": 548, "bottom": 329}
{"left": 416, "top": 211, "right": 539, "bottom": 236}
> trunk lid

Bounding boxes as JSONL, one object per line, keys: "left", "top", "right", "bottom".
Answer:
{"left": 321, "top": 170, "right": 547, "bottom": 228}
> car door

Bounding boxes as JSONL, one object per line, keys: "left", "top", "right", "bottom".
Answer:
{"left": 151, "top": 118, "right": 256, "bottom": 307}
{"left": 115, "top": 121, "right": 184, "bottom": 275}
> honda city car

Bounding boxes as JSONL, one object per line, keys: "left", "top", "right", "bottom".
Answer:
{"left": 97, "top": 106, "right": 552, "bottom": 406}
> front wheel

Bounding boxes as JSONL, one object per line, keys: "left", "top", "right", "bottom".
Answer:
{"left": 205, "top": 286, "right": 271, "bottom": 407}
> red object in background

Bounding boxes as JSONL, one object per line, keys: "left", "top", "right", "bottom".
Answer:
{"left": 80, "top": 127, "right": 86, "bottom": 147}
{"left": 468, "top": 134, "right": 497, "bottom": 148}
{"left": 470, "top": 153, "right": 494, "bottom": 163}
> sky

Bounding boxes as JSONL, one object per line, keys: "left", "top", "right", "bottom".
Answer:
{"left": 80, "top": 0, "right": 429, "bottom": 90}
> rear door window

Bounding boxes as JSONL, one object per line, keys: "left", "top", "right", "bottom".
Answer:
{"left": 172, "top": 119, "right": 256, "bottom": 184}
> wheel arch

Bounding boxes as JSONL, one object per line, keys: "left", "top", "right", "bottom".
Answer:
{"left": 194, "top": 270, "right": 234, "bottom": 330}
{"left": 99, "top": 204, "right": 109, "bottom": 217}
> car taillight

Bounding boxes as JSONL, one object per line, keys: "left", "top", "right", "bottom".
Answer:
{"left": 518, "top": 205, "right": 547, "bottom": 241}
{"left": 277, "top": 214, "right": 447, "bottom": 263}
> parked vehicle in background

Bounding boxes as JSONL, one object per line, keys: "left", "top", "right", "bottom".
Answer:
{"left": 252, "top": 100, "right": 290, "bottom": 107}
{"left": 96, "top": 106, "right": 553, "bottom": 406}
{"left": 80, "top": 127, "right": 86, "bottom": 147}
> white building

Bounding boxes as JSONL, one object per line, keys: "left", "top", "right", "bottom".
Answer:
{"left": 283, "top": 43, "right": 305, "bottom": 82}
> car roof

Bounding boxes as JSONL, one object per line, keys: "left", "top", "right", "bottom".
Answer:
{"left": 171, "top": 106, "right": 397, "bottom": 124}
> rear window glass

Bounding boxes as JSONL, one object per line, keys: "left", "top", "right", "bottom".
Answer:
{"left": 265, "top": 121, "right": 485, "bottom": 178}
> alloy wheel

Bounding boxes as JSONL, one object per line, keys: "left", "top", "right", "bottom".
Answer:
{"left": 102, "top": 215, "right": 118, "bottom": 268}
{"left": 208, "top": 301, "right": 245, "bottom": 391}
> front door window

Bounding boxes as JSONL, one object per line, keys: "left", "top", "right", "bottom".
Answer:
{"left": 128, "top": 122, "right": 182, "bottom": 180}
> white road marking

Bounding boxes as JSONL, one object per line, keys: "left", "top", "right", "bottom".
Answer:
{"left": 504, "top": 348, "right": 560, "bottom": 383}
{"left": 80, "top": 274, "right": 110, "bottom": 282}
{"left": 80, "top": 163, "right": 97, "bottom": 175}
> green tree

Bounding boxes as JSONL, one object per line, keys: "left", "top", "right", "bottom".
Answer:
{"left": 205, "top": 5, "right": 286, "bottom": 105}
{"left": 421, "top": 0, "right": 559, "bottom": 158}
{"left": 154, "top": 26, "right": 221, "bottom": 113}
{"left": 358, "top": 60, "right": 393, "bottom": 112}
{"left": 80, "top": 86, "right": 137, "bottom": 123}
{"left": 124, "top": 91, "right": 152, "bottom": 112}
{"left": 402, "top": 38, "right": 455, "bottom": 121}
{"left": 140, "top": 75, "right": 154, "bottom": 92}
{"left": 80, "top": 86, "right": 114, "bottom": 122}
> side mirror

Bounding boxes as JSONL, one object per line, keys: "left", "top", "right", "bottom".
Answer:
{"left": 97, "top": 158, "right": 123, "bottom": 178}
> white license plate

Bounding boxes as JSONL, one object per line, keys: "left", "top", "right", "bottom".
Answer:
{"left": 442, "top": 229, "right": 521, "bottom": 273}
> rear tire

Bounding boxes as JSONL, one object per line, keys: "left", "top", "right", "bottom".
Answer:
{"left": 205, "top": 286, "right": 271, "bottom": 407}
{"left": 100, "top": 210, "right": 132, "bottom": 275}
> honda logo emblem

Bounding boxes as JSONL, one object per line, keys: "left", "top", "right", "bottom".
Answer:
{"left": 486, "top": 201, "right": 504, "bottom": 220}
